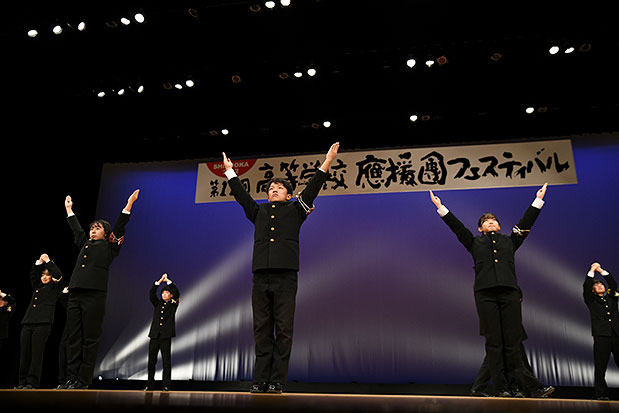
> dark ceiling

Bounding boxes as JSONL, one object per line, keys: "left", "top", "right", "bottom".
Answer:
{"left": 5, "top": 1, "right": 618, "bottom": 163}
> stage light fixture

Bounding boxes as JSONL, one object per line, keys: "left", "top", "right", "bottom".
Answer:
{"left": 121, "top": 17, "right": 131, "bottom": 25}
{"left": 421, "top": 115, "right": 431, "bottom": 121}
{"left": 409, "top": 115, "right": 418, "bottom": 122}
{"left": 52, "top": 25, "right": 63, "bottom": 35}
{"left": 117, "top": 89, "right": 125, "bottom": 96}
{"left": 280, "top": 0, "right": 292, "bottom": 6}
{"left": 548, "top": 45, "right": 560, "bottom": 55}
{"left": 135, "top": 13, "right": 145, "bottom": 23}
{"left": 265, "top": 1, "right": 276, "bottom": 9}
{"left": 293, "top": 72, "right": 302, "bottom": 78}
{"left": 137, "top": 85, "right": 144, "bottom": 93}
{"left": 249, "top": 4, "right": 261, "bottom": 12}
{"left": 307, "top": 68, "right": 317, "bottom": 77}
{"left": 436, "top": 55, "right": 448, "bottom": 65}
{"left": 425, "top": 60, "right": 434, "bottom": 67}
{"left": 163, "top": 82, "right": 173, "bottom": 90}
{"left": 578, "top": 43, "right": 591, "bottom": 52}
{"left": 231, "top": 75, "right": 242, "bottom": 83}
{"left": 105, "top": 21, "right": 118, "bottom": 28}
{"left": 525, "top": 107, "right": 535, "bottom": 114}
{"left": 279, "top": 72, "right": 289, "bottom": 79}
{"left": 97, "top": 91, "right": 105, "bottom": 98}
{"left": 77, "top": 22, "right": 86, "bottom": 31}
{"left": 323, "top": 121, "right": 331, "bottom": 128}
{"left": 406, "top": 58, "right": 416, "bottom": 68}
{"left": 564, "top": 46, "right": 574, "bottom": 54}
{"left": 311, "top": 122, "right": 320, "bottom": 129}
{"left": 27, "top": 29, "right": 38, "bottom": 38}
{"left": 490, "top": 52, "right": 503, "bottom": 61}
{"left": 186, "top": 79, "right": 195, "bottom": 87}
{"left": 221, "top": 129, "right": 229, "bottom": 135}
{"left": 174, "top": 83, "right": 183, "bottom": 90}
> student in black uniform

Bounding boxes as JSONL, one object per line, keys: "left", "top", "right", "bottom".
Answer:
{"left": 16, "top": 254, "right": 64, "bottom": 389}
{"left": 429, "top": 184, "right": 550, "bottom": 397}
{"left": 222, "top": 142, "right": 339, "bottom": 394}
{"left": 0, "top": 290, "right": 16, "bottom": 353}
{"left": 583, "top": 262, "right": 619, "bottom": 400}
{"left": 145, "top": 273, "right": 179, "bottom": 392}
{"left": 59, "top": 189, "right": 139, "bottom": 390}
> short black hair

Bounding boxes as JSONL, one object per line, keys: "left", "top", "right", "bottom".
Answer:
{"left": 266, "top": 177, "right": 293, "bottom": 195}
{"left": 477, "top": 213, "right": 500, "bottom": 228}
{"left": 89, "top": 219, "right": 112, "bottom": 238}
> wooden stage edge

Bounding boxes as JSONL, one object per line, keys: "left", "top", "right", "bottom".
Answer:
{"left": 1, "top": 388, "right": 617, "bottom": 412}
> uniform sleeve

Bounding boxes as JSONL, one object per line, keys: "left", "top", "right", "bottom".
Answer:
{"left": 441, "top": 210, "right": 475, "bottom": 252}
{"left": 228, "top": 176, "right": 260, "bottom": 223}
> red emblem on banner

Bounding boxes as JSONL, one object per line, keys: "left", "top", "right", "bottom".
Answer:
{"left": 206, "top": 159, "right": 257, "bottom": 177}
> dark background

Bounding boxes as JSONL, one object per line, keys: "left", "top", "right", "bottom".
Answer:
{"left": 1, "top": 0, "right": 617, "bottom": 390}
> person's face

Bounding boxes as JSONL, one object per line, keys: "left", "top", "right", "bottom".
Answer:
{"left": 478, "top": 217, "right": 501, "bottom": 234}
{"left": 161, "top": 290, "right": 173, "bottom": 301}
{"left": 89, "top": 223, "right": 106, "bottom": 240}
{"left": 268, "top": 182, "right": 291, "bottom": 203}
{"left": 593, "top": 282, "right": 606, "bottom": 295}
{"left": 41, "top": 269, "right": 52, "bottom": 284}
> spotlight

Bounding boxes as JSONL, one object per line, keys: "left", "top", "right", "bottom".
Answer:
{"left": 120, "top": 17, "right": 131, "bottom": 25}
{"left": 307, "top": 68, "right": 316, "bottom": 77}
{"left": 323, "top": 121, "right": 331, "bottom": 128}
{"left": 221, "top": 129, "right": 229, "bottom": 135}
{"left": 436, "top": 55, "right": 448, "bottom": 65}
{"left": 174, "top": 84, "right": 183, "bottom": 90}
{"left": 188, "top": 8, "right": 199, "bottom": 18}
{"left": 185, "top": 79, "right": 194, "bottom": 87}
{"left": 265, "top": 1, "right": 276, "bottom": 9}
{"left": 564, "top": 46, "right": 575, "bottom": 54}
{"left": 231, "top": 75, "right": 242, "bottom": 83}
{"left": 134, "top": 13, "right": 145, "bottom": 23}
{"left": 406, "top": 58, "right": 416, "bottom": 68}
{"left": 525, "top": 107, "right": 535, "bottom": 114}
{"left": 578, "top": 43, "right": 592, "bottom": 52}
{"left": 280, "top": 0, "right": 292, "bottom": 6}
{"left": 97, "top": 91, "right": 106, "bottom": 98}
{"left": 27, "top": 29, "right": 38, "bottom": 38}
{"left": 137, "top": 85, "right": 144, "bottom": 93}
{"left": 52, "top": 25, "right": 63, "bottom": 35}
{"left": 425, "top": 60, "right": 434, "bottom": 67}
{"left": 409, "top": 115, "right": 418, "bottom": 122}
{"left": 490, "top": 52, "right": 503, "bottom": 61}
{"left": 548, "top": 45, "right": 560, "bottom": 55}
{"left": 293, "top": 72, "right": 302, "bottom": 78}
{"left": 117, "top": 89, "right": 125, "bottom": 96}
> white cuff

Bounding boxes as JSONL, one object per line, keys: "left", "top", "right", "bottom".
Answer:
{"left": 67, "top": 212, "right": 75, "bottom": 217}
{"left": 601, "top": 270, "right": 610, "bottom": 276}
{"left": 224, "top": 169, "right": 237, "bottom": 179}
{"left": 437, "top": 205, "right": 449, "bottom": 217}
{"left": 587, "top": 271, "right": 595, "bottom": 278}
{"left": 122, "top": 209, "right": 131, "bottom": 214}
{"left": 0, "top": 292, "right": 6, "bottom": 298}
{"left": 532, "top": 198, "right": 545, "bottom": 209}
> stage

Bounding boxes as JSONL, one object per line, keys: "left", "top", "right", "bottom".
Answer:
{"left": 1, "top": 388, "right": 617, "bottom": 412}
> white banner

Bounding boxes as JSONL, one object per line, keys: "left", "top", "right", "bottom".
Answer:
{"left": 195, "top": 139, "right": 577, "bottom": 203}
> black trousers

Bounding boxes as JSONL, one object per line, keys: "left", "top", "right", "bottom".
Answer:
{"left": 251, "top": 269, "right": 298, "bottom": 384}
{"left": 471, "top": 341, "right": 544, "bottom": 394}
{"left": 474, "top": 287, "right": 527, "bottom": 393}
{"left": 18, "top": 323, "right": 52, "bottom": 387}
{"left": 147, "top": 337, "right": 172, "bottom": 388}
{"left": 65, "top": 288, "right": 107, "bottom": 385}
{"left": 593, "top": 333, "right": 619, "bottom": 398}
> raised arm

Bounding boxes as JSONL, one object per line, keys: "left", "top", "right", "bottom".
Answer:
{"left": 429, "top": 190, "right": 475, "bottom": 251}
{"left": 319, "top": 142, "right": 340, "bottom": 171}
{"left": 511, "top": 183, "right": 548, "bottom": 250}
{"left": 223, "top": 152, "right": 260, "bottom": 222}
{"left": 124, "top": 189, "right": 140, "bottom": 213}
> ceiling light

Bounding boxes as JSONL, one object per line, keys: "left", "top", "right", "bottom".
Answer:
{"left": 409, "top": 115, "right": 418, "bottom": 122}
{"left": 293, "top": 72, "right": 302, "bottom": 78}
{"left": 134, "top": 13, "right": 145, "bottom": 23}
{"left": 564, "top": 47, "right": 574, "bottom": 54}
{"left": 174, "top": 84, "right": 183, "bottom": 89}
{"left": 548, "top": 45, "right": 560, "bottom": 55}
{"left": 280, "top": 0, "right": 292, "bottom": 6}
{"left": 323, "top": 121, "right": 331, "bottom": 128}
{"left": 265, "top": 1, "right": 276, "bottom": 9}
{"left": 77, "top": 22, "right": 86, "bottom": 31}
{"left": 525, "top": 107, "right": 535, "bottom": 114}
{"left": 120, "top": 17, "right": 131, "bottom": 25}
{"left": 137, "top": 85, "right": 144, "bottom": 93}
{"left": 307, "top": 68, "right": 316, "bottom": 76}
{"left": 186, "top": 79, "right": 194, "bottom": 87}
{"left": 27, "top": 29, "right": 38, "bottom": 38}
{"left": 117, "top": 89, "right": 125, "bottom": 96}
{"left": 52, "top": 25, "right": 63, "bottom": 35}
{"left": 406, "top": 58, "right": 416, "bottom": 68}
{"left": 221, "top": 129, "right": 229, "bottom": 135}
{"left": 97, "top": 91, "right": 105, "bottom": 98}
{"left": 425, "top": 60, "right": 434, "bottom": 67}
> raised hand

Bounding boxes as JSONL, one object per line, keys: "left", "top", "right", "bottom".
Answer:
{"left": 65, "top": 195, "right": 73, "bottom": 215}
{"left": 124, "top": 189, "right": 140, "bottom": 212}
{"left": 222, "top": 152, "right": 233, "bottom": 171}
{"left": 429, "top": 190, "right": 442, "bottom": 209}
{"left": 321, "top": 142, "right": 340, "bottom": 170}
{"left": 536, "top": 183, "right": 548, "bottom": 200}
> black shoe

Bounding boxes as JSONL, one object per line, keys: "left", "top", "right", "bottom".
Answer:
{"left": 470, "top": 390, "right": 491, "bottom": 397}
{"left": 14, "top": 384, "right": 25, "bottom": 389}
{"left": 510, "top": 388, "right": 525, "bottom": 398}
{"left": 250, "top": 382, "right": 267, "bottom": 393}
{"left": 531, "top": 385, "right": 555, "bottom": 398}
{"left": 67, "top": 379, "right": 88, "bottom": 390}
{"left": 23, "top": 384, "right": 34, "bottom": 389}
{"left": 162, "top": 386, "right": 170, "bottom": 392}
{"left": 597, "top": 396, "right": 610, "bottom": 401}
{"left": 266, "top": 382, "right": 283, "bottom": 394}
{"left": 144, "top": 386, "right": 154, "bottom": 391}
{"left": 57, "top": 379, "right": 76, "bottom": 389}
{"left": 497, "top": 390, "right": 512, "bottom": 397}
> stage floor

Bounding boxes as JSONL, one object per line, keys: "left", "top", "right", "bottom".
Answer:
{"left": 1, "top": 389, "right": 617, "bottom": 413}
